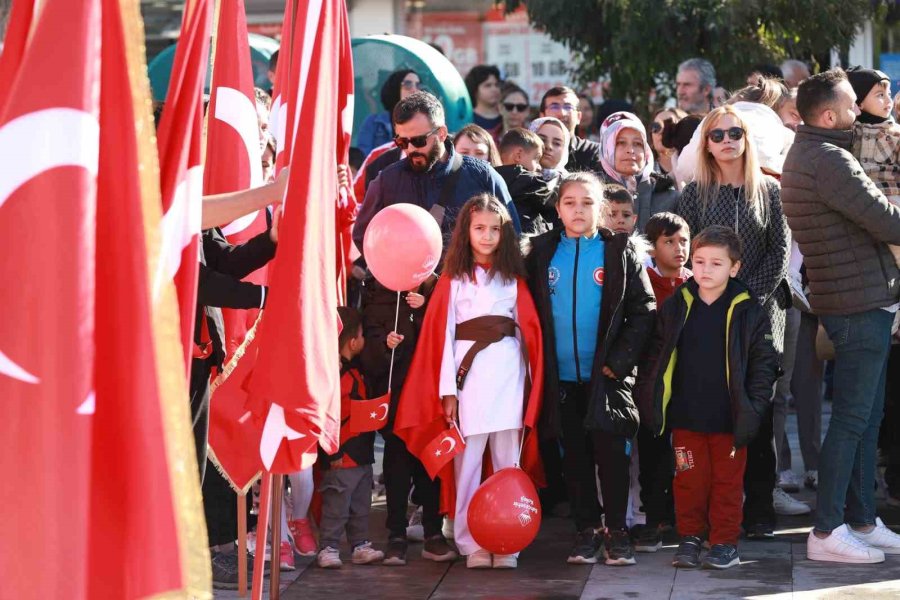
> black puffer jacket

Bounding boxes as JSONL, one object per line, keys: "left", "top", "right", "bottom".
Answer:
{"left": 525, "top": 228, "right": 656, "bottom": 438}
{"left": 635, "top": 278, "right": 779, "bottom": 448}
{"left": 496, "top": 164, "right": 559, "bottom": 235}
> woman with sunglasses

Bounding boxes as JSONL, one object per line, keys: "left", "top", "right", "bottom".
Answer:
{"left": 500, "top": 83, "right": 531, "bottom": 134}
{"left": 357, "top": 69, "right": 422, "bottom": 156}
{"left": 674, "top": 105, "right": 791, "bottom": 540}
{"left": 649, "top": 108, "right": 687, "bottom": 176}
{"left": 597, "top": 111, "right": 679, "bottom": 232}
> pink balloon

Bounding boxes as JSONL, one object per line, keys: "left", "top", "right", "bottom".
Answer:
{"left": 468, "top": 467, "right": 542, "bottom": 555}
{"left": 362, "top": 204, "right": 443, "bottom": 292}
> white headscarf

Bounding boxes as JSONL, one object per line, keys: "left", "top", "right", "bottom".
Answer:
{"left": 529, "top": 116, "right": 570, "bottom": 180}
{"left": 598, "top": 111, "right": 655, "bottom": 192}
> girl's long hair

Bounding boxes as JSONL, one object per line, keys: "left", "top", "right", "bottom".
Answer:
{"left": 442, "top": 193, "right": 525, "bottom": 283}
{"left": 453, "top": 124, "right": 502, "bottom": 167}
{"left": 695, "top": 105, "right": 769, "bottom": 224}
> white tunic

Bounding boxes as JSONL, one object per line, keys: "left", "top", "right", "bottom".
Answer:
{"left": 438, "top": 268, "right": 526, "bottom": 437}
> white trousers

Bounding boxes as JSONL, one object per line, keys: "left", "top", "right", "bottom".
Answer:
{"left": 453, "top": 428, "right": 521, "bottom": 556}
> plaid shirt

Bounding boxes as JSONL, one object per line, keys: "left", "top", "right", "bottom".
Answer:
{"left": 852, "top": 120, "right": 900, "bottom": 201}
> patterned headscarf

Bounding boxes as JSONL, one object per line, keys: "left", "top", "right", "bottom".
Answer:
{"left": 599, "top": 111, "right": 655, "bottom": 192}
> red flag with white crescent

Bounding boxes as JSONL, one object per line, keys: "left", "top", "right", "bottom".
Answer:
{"left": 155, "top": 0, "right": 212, "bottom": 373}
{"left": 0, "top": 1, "right": 100, "bottom": 596}
{"left": 420, "top": 426, "right": 466, "bottom": 480}
{"left": 269, "top": 0, "right": 293, "bottom": 171}
{"left": 348, "top": 392, "right": 391, "bottom": 433}
{"left": 204, "top": 0, "right": 267, "bottom": 358}
{"left": 246, "top": 0, "right": 351, "bottom": 473}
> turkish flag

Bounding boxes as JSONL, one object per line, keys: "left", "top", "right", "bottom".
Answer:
{"left": 269, "top": 0, "right": 293, "bottom": 171}
{"left": 420, "top": 426, "right": 466, "bottom": 480}
{"left": 348, "top": 392, "right": 391, "bottom": 433}
{"left": 0, "top": 0, "right": 100, "bottom": 597}
{"left": 155, "top": 0, "right": 212, "bottom": 373}
{"left": 204, "top": 0, "right": 268, "bottom": 358}
{"left": 246, "top": 0, "right": 352, "bottom": 473}
{"left": 87, "top": 0, "right": 209, "bottom": 596}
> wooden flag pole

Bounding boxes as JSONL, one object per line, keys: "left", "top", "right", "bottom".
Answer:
{"left": 270, "top": 475, "right": 284, "bottom": 600}
{"left": 251, "top": 472, "right": 273, "bottom": 600}
{"left": 237, "top": 493, "right": 248, "bottom": 596}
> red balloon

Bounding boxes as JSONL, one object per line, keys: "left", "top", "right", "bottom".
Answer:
{"left": 468, "top": 467, "right": 542, "bottom": 555}
{"left": 362, "top": 204, "right": 443, "bottom": 292}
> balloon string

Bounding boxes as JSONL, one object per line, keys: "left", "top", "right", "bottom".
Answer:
{"left": 515, "top": 428, "right": 525, "bottom": 469}
{"left": 386, "top": 291, "right": 400, "bottom": 392}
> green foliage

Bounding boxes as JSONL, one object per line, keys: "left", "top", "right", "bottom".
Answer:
{"left": 505, "top": 0, "right": 884, "bottom": 113}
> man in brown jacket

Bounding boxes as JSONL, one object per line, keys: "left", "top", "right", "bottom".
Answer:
{"left": 782, "top": 68, "right": 900, "bottom": 564}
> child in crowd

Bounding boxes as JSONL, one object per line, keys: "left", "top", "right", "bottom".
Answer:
{"left": 496, "top": 128, "right": 558, "bottom": 234}
{"left": 637, "top": 226, "right": 779, "bottom": 570}
{"left": 316, "top": 306, "right": 384, "bottom": 569}
{"left": 525, "top": 171, "right": 656, "bottom": 566}
{"left": 395, "top": 193, "right": 545, "bottom": 570}
{"left": 848, "top": 67, "right": 900, "bottom": 268}
{"left": 602, "top": 184, "right": 638, "bottom": 235}
{"left": 632, "top": 212, "right": 692, "bottom": 552}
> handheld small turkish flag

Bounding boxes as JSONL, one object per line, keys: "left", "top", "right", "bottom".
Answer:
{"left": 348, "top": 392, "right": 390, "bottom": 433}
{"left": 420, "top": 426, "right": 466, "bottom": 480}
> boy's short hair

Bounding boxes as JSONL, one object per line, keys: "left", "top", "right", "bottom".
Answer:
{"left": 603, "top": 184, "right": 633, "bottom": 207}
{"left": 692, "top": 225, "right": 742, "bottom": 263}
{"left": 645, "top": 212, "right": 690, "bottom": 245}
{"left": 499, "top": 127, "right": 544, "bottom": 156}
{"left": 337, "top": 306, "right": 363, "bottom": 350}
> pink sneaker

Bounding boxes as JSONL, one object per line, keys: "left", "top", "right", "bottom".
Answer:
{"left": 279, "top": 541, "right": 296, "bottom": 571}
{"left": 288, "top": 518, "right": 317, "bottom": 556}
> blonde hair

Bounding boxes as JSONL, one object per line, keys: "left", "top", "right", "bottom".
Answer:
{"left": 695, "top": 106, "right": 769, "bottom": 224}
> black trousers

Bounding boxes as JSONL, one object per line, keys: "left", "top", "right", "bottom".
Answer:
{"left": 882, "top": 345, "right": 900, "bottom": 492}
{"left": 559, "top": 382, "right": 631, "bottom": 532}
{"left": 637, "top": 423, "right": 674, "bottom": 528}
{"left": 382, "top": 431, "right": 442, "bottom": 539}
{"left": 190, "top": 356, "right": 214, "bottom": 483}
{"left": 742, "top": 405, "right": 777, "bottom": 528}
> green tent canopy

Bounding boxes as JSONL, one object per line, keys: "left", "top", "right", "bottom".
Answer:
{"left": 351, "top": 34, "right": 473, "bottom": 147}
{"left": 147, "top": 33, "right": 280, "bottom": 102}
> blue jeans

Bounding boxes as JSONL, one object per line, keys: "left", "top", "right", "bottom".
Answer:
{"left": 815, "top": 309, "right": 893, "bottom": 533}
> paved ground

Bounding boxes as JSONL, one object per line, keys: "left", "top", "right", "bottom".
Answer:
{"left": 216, "top": 404, "right": 900, "bottom": 599}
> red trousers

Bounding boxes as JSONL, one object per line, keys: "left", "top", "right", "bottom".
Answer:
{"left": 672, "top": 429, "right": 747, "bottom": 545}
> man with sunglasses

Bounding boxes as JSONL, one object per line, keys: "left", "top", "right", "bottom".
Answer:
{"left": 539, "top": 86, "right": 603, "bottom": 174}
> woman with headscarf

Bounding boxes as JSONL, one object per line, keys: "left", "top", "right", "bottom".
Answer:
{"left": 598, "top": 111, "right": 679, "bottom": 232}
{"left": 356, "top": 69, "right": 422, "bottom": 156}
{"left": 529, "top": 116, "right": 570, "bottom": 187}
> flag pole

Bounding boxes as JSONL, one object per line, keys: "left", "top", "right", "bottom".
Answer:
{"left": 251, "top": 472, "right": 272, "bottom": 600}
{"left": 386, "top": 291, "right": 400, "bottom": 392}
{"left": 237, "top": 493, "right": 248, "bottom": 596}
{"left": 270, "top": 475, "right": 284, "bottom": 600}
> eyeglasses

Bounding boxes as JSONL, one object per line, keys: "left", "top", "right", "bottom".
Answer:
{"left": 546, "top": 102, "right": 577, "bottom": 113}
{"left": 650, "top": 122, "right": 663, "bottom": 134}
{"left": 503, "top": 102, "right": 529, "bottom": 113}
{"left": 707, "top": 127, "right": 745, "bottom": 143}
{"left": 394, "top": 126, "right": 439, "bottom": 150}
{"left": 400, "top": 79, "right": 422, "bottom": 90}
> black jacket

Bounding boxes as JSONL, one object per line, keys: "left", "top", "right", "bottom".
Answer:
{"left": 566, "top": 135, "right": 603, "bottom": 174}
{"left": 495, "top": 164, "right": 559, "bottom": 235}
{"left": 524, "top": 228, "right": 656, "bottom": 438}
{"left": 195, "top": 227, "right": 276, "bottom": 368}
{"left": 635, "top": 278, "right": 779, "bottom": 448}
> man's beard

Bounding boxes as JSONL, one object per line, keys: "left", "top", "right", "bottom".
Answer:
{"left": 408, "top": 141, "right": 442, "bottom": 173}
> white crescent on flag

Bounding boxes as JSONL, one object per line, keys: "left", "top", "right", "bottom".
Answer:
{"left": 440, "top": 436, "right": 457, "bottom": 454}
{"left": 153, "top": 164, "right": 203, "bottom": 300}
{"left": 376, "top": 402, "right": 388, "bottom": 421}
{"left": 0, "top": 107, "right": 100, "bottom": 385}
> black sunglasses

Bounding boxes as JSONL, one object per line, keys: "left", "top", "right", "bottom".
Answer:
{"left": 707, "top": 127, "right": 745, "bottom": 143}
{"left": 650, "top": 122, "right": 663, "bottom": 134}
{"left": 394, "top": 126, "right": 439, "bottom": 150}
{"left": 503, "top": 102, "right": 528, "bottom": 113}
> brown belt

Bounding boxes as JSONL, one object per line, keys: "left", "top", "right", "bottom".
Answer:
{"left": 454, "top": 315, "right": 529, "bottom": 390}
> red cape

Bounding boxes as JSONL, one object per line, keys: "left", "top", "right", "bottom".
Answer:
{"left": 394, "top": 275, "right": 545, "bottom": 516}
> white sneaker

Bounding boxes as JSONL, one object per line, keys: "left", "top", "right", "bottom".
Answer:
{"left": 804, "top": 470, "right": 818, "bottom": 490}
{"left": 406, "top": 506, "right": 425, "bottom": 542}
{"left": 351, "top": 541, "right": 384, "bottom": 564}
{"left": 466, "top": 549, "right": 491, "bottom": 569}
{"left": 777, "top": 470, "right": 801, "bottom": 493}
{"left": 848, "top": 518, "right": 900, "bottom": 555}
{"left": 492, "top": 554, "right": 517, "bottom": 569}
{"left": 442, "top": 516, "right": 455, "bottom": 540}
{"left": 807, "top": 525, "right": 885, "bottom": 563}
{"left": 317, "top": 546, "right": 342, "bottom": 569}
{"left": 773, "top": 488, "right": 811, "bottom": 516}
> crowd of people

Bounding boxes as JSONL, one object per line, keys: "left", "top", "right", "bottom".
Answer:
{"left": 194, "top": 51, "right": 900, "bottom": 589}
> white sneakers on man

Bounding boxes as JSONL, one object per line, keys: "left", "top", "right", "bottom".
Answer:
{"left": 848, "top": 518, "right": 900, "bottom": 555}
{"left": 807, "top": 525, "right": 885, "bottom": 563}
{"left": 773, "top": 488, "right": 811, "bottom": 516}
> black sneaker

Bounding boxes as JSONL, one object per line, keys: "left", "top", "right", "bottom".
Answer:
{"left": 211, "top": 552, "right": 240, "bottom": 590}
{"left": 604, "top": 529, "right": 636, "bottom": 565}
{"left": 383, "top": 537, "right": 408, "bottom": 566}
{"left": 567, "top": 528, "right": 602, "bottom": 564}
{"left": 702, "top": 544, "right": 740, "bottom": 569}
{"left": 422, "top": 534, "right": 458, "bottom": 562}
{"left": 673, "top": 536, "right": 702, "bottom": 568}
{"left": 634, "top": 525, "right": 662, "bottom": 553}
{"left": 744, "top": 523, "right": 775, "bottom": 540}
